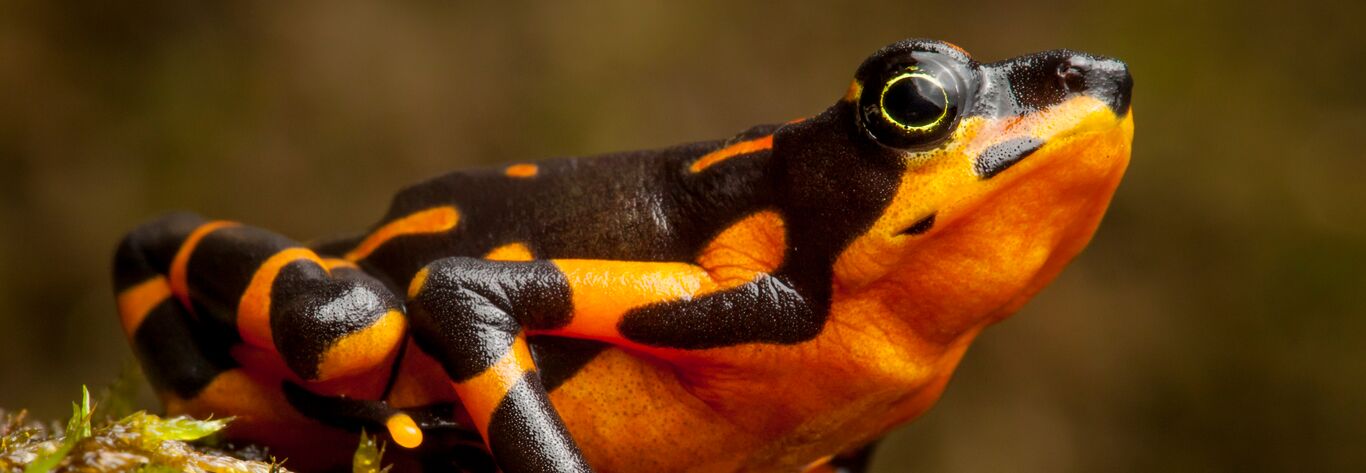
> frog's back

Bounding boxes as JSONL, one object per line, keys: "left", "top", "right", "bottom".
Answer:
{"left": 347, "top": 128, "right": 780, "bottom": 289}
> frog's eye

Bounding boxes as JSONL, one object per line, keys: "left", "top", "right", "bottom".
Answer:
{"left": 859, "top": 65, "right": 963, "bottom": 149}
{"left": 880, "top": 72, "right": 948, "bottom": 131}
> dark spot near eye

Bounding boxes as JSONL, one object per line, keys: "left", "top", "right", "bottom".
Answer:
{"left": 975, "top": 137, "right": 1044, "bottom": 179}
{"left": 900, "top": 213, "right": 936, "bottom": 236}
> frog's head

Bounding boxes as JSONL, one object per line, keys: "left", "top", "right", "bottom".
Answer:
{"left": 777, "top": 39, "right": 1132, "bottom": 339}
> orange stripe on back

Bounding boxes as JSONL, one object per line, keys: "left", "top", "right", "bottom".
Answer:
{"left": 116, "top": 276, "right": 172, "bottom": 337}
{"left": 689, "top": 135, "right": 773, "bottom": 173}
{"left": 169, "top": 221, "right": 239, "bottom": 310}
{"left": 321, "top": 258, "right": 359, "bottom": 271}
{"left": 407, "top": 267, "right": 430, "bottom": 300}
{"left": 484, "top": 242, "right": 534, "bottom": 261}
{"left": 345, "top": 206, "right": 460, "bottom": 261}
{"left": 504, "top": 163, "right": 539, "bottom": 178}
{"left": 237, "top": 248, "right": 326, "bottom": 352}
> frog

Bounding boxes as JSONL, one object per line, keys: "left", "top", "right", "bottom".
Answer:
{"left": 112, "top": 38, "right": 1133, "bottom": 473}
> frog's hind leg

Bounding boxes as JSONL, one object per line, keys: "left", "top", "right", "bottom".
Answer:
{"left": 114, "top": 212, "right": 421, "bottom": 469}
{"left": 116, "top": 213, "right": 408, "bottom": 408}
{"left": 114, "top": 212, "right": 235, "bottom": 402}
{"left": 115, "top": 212, "right": 408, "bottom": 384}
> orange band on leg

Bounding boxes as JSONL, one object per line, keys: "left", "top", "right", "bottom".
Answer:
{"left": 169, "top": 221, "right": 238, "bottom": 310}
{"left": 452, "top": 335, "right": 536, "bottom": 440}
{"left": 236, "top": 248, "right": 326, "bottom": 352}
{"left": 116, "top": 276, "right": 172, "bottom": 336}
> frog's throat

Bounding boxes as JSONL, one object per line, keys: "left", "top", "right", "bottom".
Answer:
{"left": 831, "top": 96, "right": 1132, "bottom": 342}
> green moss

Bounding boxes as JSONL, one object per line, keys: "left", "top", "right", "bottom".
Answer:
{"left": 0, "top": 387, "right": 284, "bottom": 473}
{"left": 2, "top": 384, "right": 398, "bottom": 473}
{"left": 351, "top": 430, "right": 390, "bottom": 473}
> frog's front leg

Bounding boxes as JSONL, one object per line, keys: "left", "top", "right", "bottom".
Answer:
{"left": 406, "top": 254, "right": 817, "bottom": 472}
{"left": 405, "top": 257, "right": 591, "bottom": 473}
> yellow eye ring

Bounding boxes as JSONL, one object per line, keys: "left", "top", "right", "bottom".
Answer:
{"left": 878, "top": 70, "right": 950, "bottom": 132}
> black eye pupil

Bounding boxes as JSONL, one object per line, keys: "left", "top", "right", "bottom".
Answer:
{"left": 882, "top": 75, "right": 947, "bottom": 129}
{"left": 856, "top": 58, "right": 966, "bottom": 150}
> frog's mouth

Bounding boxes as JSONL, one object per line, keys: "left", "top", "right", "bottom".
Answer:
{"left": 971, "top": 103, "right": 1134, "bottom": 322}
{"left": 903, "top": 100, "right": 1134, "bottom": 332}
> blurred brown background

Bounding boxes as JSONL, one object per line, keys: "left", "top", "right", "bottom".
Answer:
{"left": 2, "top": 1, "right": 1363, "bottom": 471}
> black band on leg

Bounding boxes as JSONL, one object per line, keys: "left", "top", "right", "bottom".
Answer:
{"left": 487, "top": 371, "right": 591, "bottom": 473}
{"left": 132, "top": 297, "right": 235, "bottom": 398}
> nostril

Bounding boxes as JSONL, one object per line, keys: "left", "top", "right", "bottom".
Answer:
{"left": 1057, "top": 57, "right": 1091, "bottom": 93}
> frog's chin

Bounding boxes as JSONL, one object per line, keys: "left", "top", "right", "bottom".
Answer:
{"left": 980, "top": 111, "right": 1132, "bottom": 322}
{"left": 872, "top": 110, "right": 1132, "bottom": 340}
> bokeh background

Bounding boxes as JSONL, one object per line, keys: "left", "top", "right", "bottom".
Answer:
{"left": 2, "top": 1, "right": 1363, "bottom": 471}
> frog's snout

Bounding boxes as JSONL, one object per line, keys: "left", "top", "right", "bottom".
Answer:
{"left": 1058, "top": 53, "right": 1132, "bottom": 116}
{"left": 999, "top": 50, "right": 1133, "bottom": 117}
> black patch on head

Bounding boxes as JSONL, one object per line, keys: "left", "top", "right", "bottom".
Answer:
{"left": 1005, "top": 52, "right": 1071, "bottom": 112}
{"left": 486, "top": 371, "right": 591, "bottom": 473}
{"left": 900, "top": 213, "right": 937, "bottom": 236}
{"left": 995, "top": 50, "right": 1132, "bottom": 116}
{"left": 975, "top": 137, "right": 1044, "bottom": 179}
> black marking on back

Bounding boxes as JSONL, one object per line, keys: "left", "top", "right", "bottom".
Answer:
{"left": 367, "top": 105, "right": 899, "bottom": 352}
{"left": 358, "top": 139, "right": 774, "bottom": 292}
